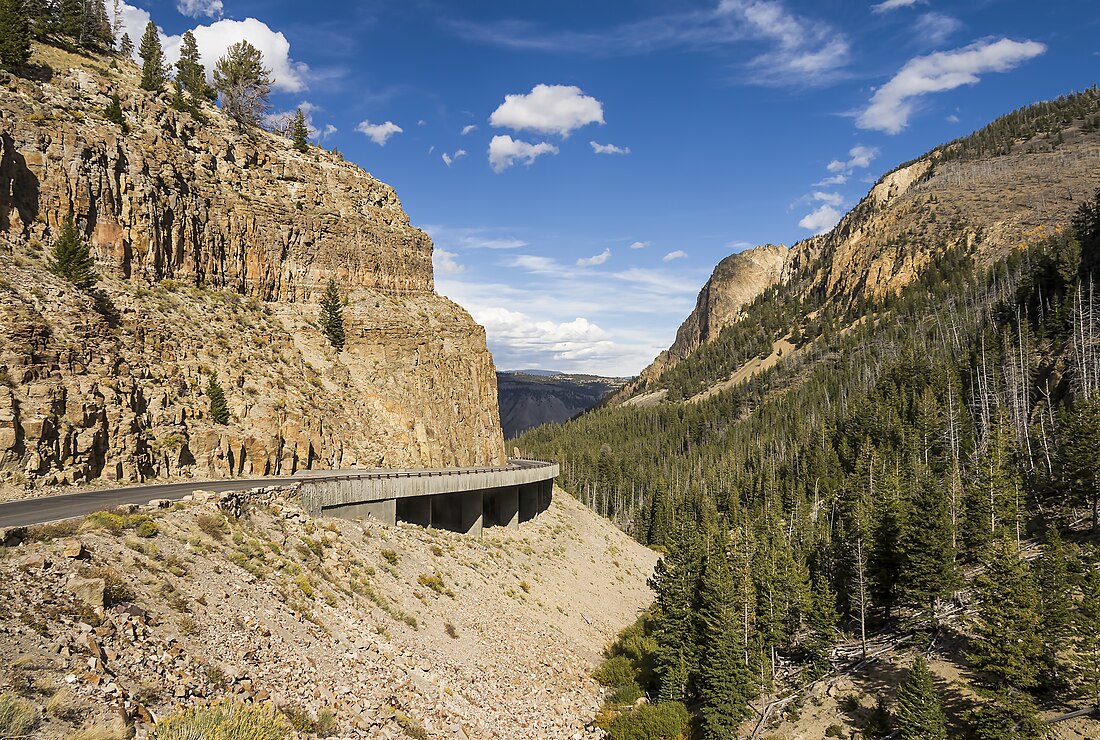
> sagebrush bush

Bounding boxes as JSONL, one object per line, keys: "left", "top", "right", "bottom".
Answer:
{"left": 153, "top": 698, "right": 291, "bottom": 739}
{"left": 0, "top": 692, "right": 37, "bottom": 737}
{"left": 594, "top": 656, "right": 637, "bottom": 689}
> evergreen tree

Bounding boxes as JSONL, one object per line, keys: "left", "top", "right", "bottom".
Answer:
{"left": 1070, "top": 562, "right": 1100, "bottom": 713}
{"left": 290, "top": 107, "right": 309, "bottom": 153}
{"left": 212, "top": 40, "right": 272, "bottom": 127}
{"left": 58, "top": 0, "right": 82, "bottom": 38}
{"left": 319, "top": 278, "right": 346, "bottom": 350}
{"left": 119, "top": 32, "right": 133, "bottom": 57}
{"left": 962, "top": 411, "right": 1022, "bottom": 556}
{"left": 138, "top": 21, "right": 166, "bottom": 92}
{"left": 899, "top": 472, "right": 957, "bottom": 623}
{"left": 804, "top": 575, "right": 838, "bottom": 678}
{"left": 0, "top": 0, "right": 31, "bottom": 71}
{"left": 697, "top": 531, "right": 757, "bottom": 738}
{"left": 966, "top": 539, "right": 1045, "bottom": 738}
{"left": 1058, "top": 398, "right": 1100, "bottom": 531}
{"left": 1036, "top": 526, "right": 1074, "bottom": 688}
{"left": 206, "top": 373, "right": 230, "bottom": 425}
{"left": 649, "top": 528, "right": 703, "bottom": 703}
{"left": 47, "top": 216, "right": 97, "bottom": 291}
{"left": 175, "top": 30, "right": 212, "bottom": 100}
{"left": 104, "top": 93, "right": 127, "bottom": 131}
{"left": 895, "top": 655, "right": 947, "bottom": 740}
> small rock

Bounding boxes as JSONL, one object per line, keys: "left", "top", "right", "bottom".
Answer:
{"left": 62, "top": 539, "right": 86, "bottom": 558}
{"left": 19, "top": 552, "right": 48, "bottom": 570}
{"left": 68, "top": 576, "right": 107, "bottom": 609}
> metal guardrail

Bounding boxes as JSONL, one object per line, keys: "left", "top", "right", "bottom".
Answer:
{"left": 291, "top": 458, "right": 555, "bottom": 483}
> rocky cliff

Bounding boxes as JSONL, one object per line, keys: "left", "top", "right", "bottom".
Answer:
{"left": 496, "top": 372, "right": 628, "bottom": 438}
{"left": 0, "top": 45, "right": 506, "bottom": 497}
{"left": 618, "top": 89, "right": 1100, "bottom": 403}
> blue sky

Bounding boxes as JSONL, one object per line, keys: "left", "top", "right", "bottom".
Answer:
{"left": 119, "top": 1, "right": 1098, "bottom": 376}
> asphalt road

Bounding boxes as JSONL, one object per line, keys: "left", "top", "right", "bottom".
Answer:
{"left": 0, "top": 477, "right": 298, "bottom": 528}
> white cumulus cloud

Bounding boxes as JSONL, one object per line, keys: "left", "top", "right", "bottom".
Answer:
{"left": 857, "top": 38, "right": 1046, "bottom": 134}
{"left": 432, "top": 249, "right": 464, "bottom": 275}
{"left": 356, "top": 120, "right": 403, "bottom": 146}
{"left": 161, "top": 17, "right": 310, "bottom": 92}
{"left": 176, "top": 0, "right": 222, "bottom": 19}
{"left": 662, "top": 250, "right": 688, "bottom": 262}
{"left": 577, "top": 249, "right": 612, "bottom": 267}
{"left": 474, "top": 308, "right": 613, "bottom": 362}
{"left": 799, "top": 205, "right": 841, "bottom": 234}
{"left": 490, "top": 84, "right": 605, "bottom": 137}
{"left": 488, "top": 135, "right": 559, "bottom": 173}
{"left": 591, "top": 141, "right": 631, "bottom": 155}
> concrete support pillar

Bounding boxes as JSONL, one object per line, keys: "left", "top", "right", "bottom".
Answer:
{"left": 493, "top": 486, "right": 519, "bottom": 530}
{"left": 397, "top": 495, "right": 432, "bottom": 527}
{"left": 320, "top": 498, "right": 396, "bottom": 525}
{"left": 519, "top": 484, "right": 538, "bottom": 523}
{"left": 460, "top": 490, "right": 484, "bottom": 536}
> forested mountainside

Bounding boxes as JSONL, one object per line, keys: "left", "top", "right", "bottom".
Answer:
{"left": 0, "top": 43, "right": 505, "bottom": 499}
{"left": 517, "top": 90, "right": 1100, "bottom": 738}
{"left": 496, "top": 371, "right": 628, "bottom": 438}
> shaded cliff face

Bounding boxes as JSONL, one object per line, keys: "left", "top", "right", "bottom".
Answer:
{"left": 496, "top": 372, "right": 628, "bottom": 438}
{"left": 617, "top": 106, "right": 1100, "bottom": 404}
{"left": 0, "top": 47, "right": 505, "bottom": 496}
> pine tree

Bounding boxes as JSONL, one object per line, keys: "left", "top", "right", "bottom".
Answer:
{"left": 138, "top": 21, "right": 166, "bottom": 92}
{"left": 104, "top": 93, "right": 126, "bottom": 131}
{"left": 965, "top": 539, "right": 1045, "bottom": 738}
{"left": 47, "top": 216, "right": 97, "bottom": 291}
{"left": 206, "top": 373, "right": 229, "bottom": 425}
{"left": 175, "top": 30, "right": 212, "bottom": 101}
{"left": 895, "top": 655, "right": 947, "bottom": 740}
{"left": 290, "top": 107, "right": 309, "bottom": 153}
{"left": 0, "top": 0, "right": 31, "bottom": 70}
{"left": 649, "top": 527, "right": 703, "bottom": 703}
{"left": 899, "top": 472, "right": 957, "bottom": 623}
{"left": 1070, "top": 563, "right": 1100, "bottom": 713}
{"left": 119, "top": 32, "right": 133, "bottom": 57}
{"left": 1035, "top": 525, "right": 1073, "bottom": 688}
{"left": 962, "top": 411, "right": 1022, "bottom": 556}
{"left": 58, "top": 0, "right": 82, "bottom": 38}
{"left": 212, "top": 40, "right": 272, "bottom": 127}
{"left": 804, "top": 575, "right": 838, "bottom": 678}
{"left": 1058, "top": 398, "right": 1100, "bottom": 532}
{"left": 697, "top": 531, "right": 757, "bottom": 738}
{"left": 319, "top": 278, "right": 346, "bottom": 350}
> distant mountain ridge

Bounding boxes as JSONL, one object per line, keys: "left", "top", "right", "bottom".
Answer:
{"left": 618, "top": 87, "right": 1100, "bottom": 404}
{"left": 497, "top": 371, "right": 630, "bottom": 438}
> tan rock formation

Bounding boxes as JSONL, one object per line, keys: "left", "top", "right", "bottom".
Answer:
{"left": 0, "top": 46, "right": 505, "bottom": 496}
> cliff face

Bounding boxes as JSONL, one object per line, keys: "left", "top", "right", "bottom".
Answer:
{"left": 0, "top": 47, "right": 505, "bottom": 496}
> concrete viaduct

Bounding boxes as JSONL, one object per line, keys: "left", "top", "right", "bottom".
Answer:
{"left": 297, "top": 459, "right": 559, "bottom": 536}
{"left": 0, "top": 459, "right": 560, "bottom": 537}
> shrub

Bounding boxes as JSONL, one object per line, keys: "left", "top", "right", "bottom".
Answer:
{"left": 416, "top": 572, "right": 454, "bottom": 597}
{"left": 380, "top": 548, "right": 398, "bottom": 565}
{"left": 79, "top": 566, "right": 136, "bottom": 605}
{"left": 153, "top": 698, "right": 291, "bottom": 739}
{"left": 0, "top": 693, "right": 37, "bottom": 737}
{"left": 83, "top": 511, "right": 126, "bottom": 533}
{"left": 604, "top": 702, "right": 689, "bottom": 740}
{"left": 825, "top": 724, "right": 846, "bottom": 737}
{"left": 595, "top": 656, "right": 637, "bottom": 689}
{"left": 195, "top": 512, "right": 227, "bottom": 539}
{"left": 445, "top": 622, "right": 459, "bottom": 639}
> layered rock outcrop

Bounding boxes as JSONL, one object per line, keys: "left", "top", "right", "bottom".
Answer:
{"left": 0, "top": 46, "right": 505, "bottom": 496}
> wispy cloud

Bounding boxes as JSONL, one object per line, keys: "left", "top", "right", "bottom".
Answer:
{"left": 461, "top": 124, "right": 478, "bottom": 135}
{"left": 915, "top": 12, "right": 963, "bottom": 47}
{"left": 827, "top": 144, "right": 878, "bottom": 173}
{"left": 442, "top": 149, "right": 467, "bottom": 167}
{"left": 176, "top": 0, "right": 222, "bottom": 19}
{"left": 433, "top": 249, "right": 464, "bottom": 275}
{"left": 445, "top": 0, "right": 850, "bottom": 87}
{"left": 629, "top": 241, "right": 649, "bottom": 250}
{"left": 858, "top": 38, "right": 1047, "bottom": 134}
{"left": 422, "top": 225, "right": 528, "bottom": 251}
{"left": 577, "top": 248, "right": 612, "bottom": 267}
{"left": 812, "top": 191, "right": 844, "bottom": 206}
{"left": 663, "top": 250, "right": 688, "bottom": 262}
{"left": 871, "top": 0, "right": 925, "bottom": 13}
{"left": 591, "top": 141, "right": 631, "bottom": 155}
